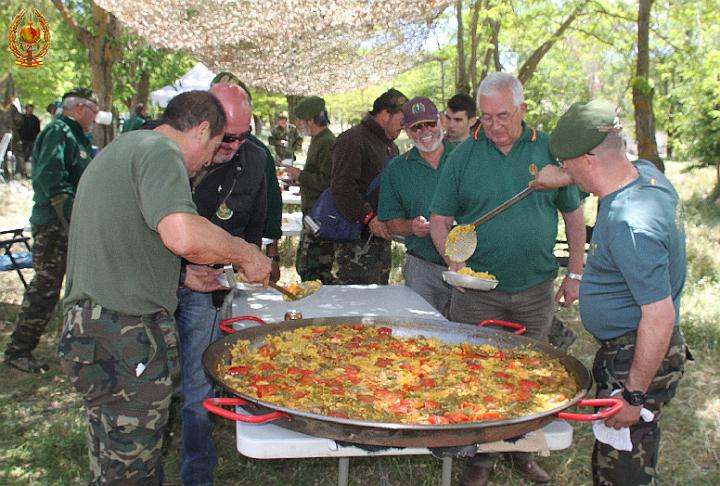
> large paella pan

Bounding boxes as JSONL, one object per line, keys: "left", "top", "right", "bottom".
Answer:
{"left": 203, "top": 316, "right": 620, "bottom": 448}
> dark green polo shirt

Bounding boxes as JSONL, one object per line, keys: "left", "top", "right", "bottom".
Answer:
{"left": 379, "top": 140, "right": 455, "bottom": 265}
{"left": 430, "top": 125, "right": 581, "bottom": 292}
{"left": 30, "top": 115, "right": 93, "bottom": 226}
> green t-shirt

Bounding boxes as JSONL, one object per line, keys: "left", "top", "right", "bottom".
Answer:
{"left": 430, "top": 125, "right": 580, "bottom": 292}
{"left": 378, "top": 140, "right": 454, "bottom": 265}
{"left": 63, "top": 130, "right": 198, "bottom": 315}
{"left": 30, "top": 115, "right": 93, "bottom": 226}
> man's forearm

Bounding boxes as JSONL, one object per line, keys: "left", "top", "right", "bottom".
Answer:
{"left": 626, "top": 298, "right": 676, "bottom": 393}
{"left": 562, "top": 207, "right": 586, "bottom": 275}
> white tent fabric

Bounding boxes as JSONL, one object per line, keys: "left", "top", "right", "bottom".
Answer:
{"left": 150, "top": 63, "right": 216, "bottom": 108}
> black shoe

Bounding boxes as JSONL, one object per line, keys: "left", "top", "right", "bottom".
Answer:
{"left": 4, "top": 355, "right": 49, "bottom": 374}
{"left": 512, "top": 460, "right": 551, "bottom": 484}
{"left": 461, "top": 464, "right": 492, "bottom": 486}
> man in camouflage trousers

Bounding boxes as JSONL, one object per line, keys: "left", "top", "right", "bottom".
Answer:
{"left": 532, "top": 100, "right": 689, "bottom": 485}
{"left": 283, "top": 96, "right": 337, "bottom": 283}
{"left": 4, "top": 88, "right": 96, "bottom": 374}
{"left": 58, "top": 91, "right": 271, "bottom": 485}
{"left": 268, "top": 114, "right": 302, "bottom": 161}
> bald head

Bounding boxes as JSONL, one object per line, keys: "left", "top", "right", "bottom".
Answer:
{"left": 210, "top": 83, "right": 252, "bottom": 164}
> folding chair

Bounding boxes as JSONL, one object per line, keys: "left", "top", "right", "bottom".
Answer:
{"left": 0, "top": 227, "right": 33, "bottom": 289}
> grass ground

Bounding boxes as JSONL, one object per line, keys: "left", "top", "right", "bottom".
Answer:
{"left": 0, "top": 162, "right": 718, "bottom": 485}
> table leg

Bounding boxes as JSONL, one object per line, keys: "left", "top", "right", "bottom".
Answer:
{"left": 440, "top": 457, "right": 453, "bottom": 486}
{"left": 337, "top": 457, "right": 350, "bottom": 486}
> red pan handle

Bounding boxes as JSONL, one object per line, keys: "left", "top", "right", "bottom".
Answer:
{"left": 556, "top": 398, "right": 624, "bottom": 421}
{"left": 478, "top": 319, "right": 526, "bottom": 335}
{"left": 203, "top": 397, "right": 291, "bottom": 423}
{"left": 218, "top": 315, "right": 266, "bottom": 334}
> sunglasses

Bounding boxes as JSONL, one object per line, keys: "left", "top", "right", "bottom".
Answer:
{"left": 408, "top": 120, "right": 438, "bottom": 132}
{"left": 222, "top": 131, "right": 251, "bottom": 144}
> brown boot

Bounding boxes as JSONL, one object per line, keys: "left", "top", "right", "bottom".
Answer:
{"left": 461, "top": 464, "right": 492, "bottom": 486}
{"left": 512, "top": 460, "right": 551, "bottom": 484}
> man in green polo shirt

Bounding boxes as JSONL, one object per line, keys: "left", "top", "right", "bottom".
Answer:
{"left": 284, "top": 96, "right": 337, "bottom": 283}
{"left": 4, "top": 88, "right": 96, "bottom": 374}
{"left": 429, "top": 72, "right": 587, "bottom": 486}
{"left": 378, "top": 96, "right": 454, "bottom": 315}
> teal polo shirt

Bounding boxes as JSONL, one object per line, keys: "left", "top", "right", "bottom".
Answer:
{"left": 430, "top": 125, "right": 581, "bottom": 292}
{"left": 379, "top": 140, "right": 454, "bottom": 265}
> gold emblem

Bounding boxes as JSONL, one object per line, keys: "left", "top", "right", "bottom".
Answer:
{"left": 529, "top": 163, "right": 538, "bottom": 176}
{"left": 216, "top": 202, "right": 233, "bottom": 220}
{"left": 8, "top": 8, "right": 51, "bottom": 68}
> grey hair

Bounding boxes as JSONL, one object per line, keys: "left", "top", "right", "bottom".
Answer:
{"left": 61, "top": 96, "right": 84, "bottom": 111}
{"left": 477, "top": 72, "right": 524, "bottom": 106}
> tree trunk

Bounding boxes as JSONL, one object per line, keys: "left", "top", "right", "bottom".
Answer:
{"left": 479, "top": 17, "right": 501, "bottom": 91}
{"left": 287, "top": 95, "right": 302, "bottom": 124}
{"left": 455, "top": 0, "right": 470, "bottom": 95}
{"left": 52, "top": 1, "right": 122, "bottom": 149}
{"left": 632, "top": 0, "right": 664, "bottom": 172}
{"left": 468, "top": 0, "right": 482, "bottom": 95}
{"left": 130, "top": 70, "right": 151, "bottom": 109}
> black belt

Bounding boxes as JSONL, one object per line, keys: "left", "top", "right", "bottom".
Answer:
{"left": 76, "top": 299, "right": 170, "bottom": 319}
{"left": 596, "top": 326, "right": 683, "bottom": 347}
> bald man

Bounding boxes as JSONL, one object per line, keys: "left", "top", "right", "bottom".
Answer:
{"left": 174, "top": 83, "right": 269, "bottom": 485}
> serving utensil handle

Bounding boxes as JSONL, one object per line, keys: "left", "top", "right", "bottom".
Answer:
{"left": 478, "top": 319, "right": 526, "bottom": 335}
{"left": 556, "top": 398, "right": 624, "bottom": 421}
{"left": 218, "top": 315, "right": 266, "bottom": 334}
{"left": 203, "top": 397, "right": 290, "bottom": 423}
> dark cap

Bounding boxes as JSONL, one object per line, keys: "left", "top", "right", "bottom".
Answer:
{"left": 371, "top": 88, "right": 408, "bottom": 114}
{"left": 294, "top": 96, "right": 326, "bottom": 120}
{"left": 402, "top": 96, "right": 439, "bottom": 127}
{"left": 550, "top": 100, "right": 621, "bottom": 160}
{"left": 62, "top": 88, "right": 97, "bottom": 105}
{"left": 210, "top": 72, "right": 252, "bottom": 102}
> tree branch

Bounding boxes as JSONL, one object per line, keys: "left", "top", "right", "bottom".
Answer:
{"left": 51, "top": 0, "right": 92, "bottom": 44}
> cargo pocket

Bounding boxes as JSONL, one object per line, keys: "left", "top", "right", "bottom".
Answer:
{"left": 58, "top": 337, "right": 102, "bottom": 399}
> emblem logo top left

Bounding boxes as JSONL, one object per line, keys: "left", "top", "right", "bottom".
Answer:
{"left": 8, "top": 8, "right": 51, "bottom": 68}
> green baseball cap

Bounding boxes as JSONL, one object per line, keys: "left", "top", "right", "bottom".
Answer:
{"left": 210, "top": 71, "right": 252, "bottom": 102}
{"left": 294, "top": 96, "right": 326, "bottom": 120}
{"left": 549, "top": 100, "right": 621, "bottom": 160}
{"left": 62, "top": 87, "right": 98, "bottom": 105}
{"left": 372, "top": 88, "right": 408, "bottom": 114}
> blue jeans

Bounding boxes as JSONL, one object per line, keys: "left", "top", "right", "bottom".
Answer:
{"left": 175, "top": 288, "right": 222, "bottom": 486}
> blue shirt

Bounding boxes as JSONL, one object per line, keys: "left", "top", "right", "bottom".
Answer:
{"left": 580, "top": 159, "right": 687, "bottom": 340}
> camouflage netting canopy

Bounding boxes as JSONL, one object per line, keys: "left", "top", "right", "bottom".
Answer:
{"left": 93, "top": 0, "right": 452, "bottom": 94}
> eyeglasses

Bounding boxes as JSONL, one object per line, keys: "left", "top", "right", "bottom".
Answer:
{"left": 222, "top": 131, "right": 251, "bottom": 144}
{"left": 479, "top": 106, "right": 519, "bottom": 125}
{"left": 408, "top": 120, "right": 438, "bottom": 132}
{"left": 81, "top": 103, "right": 99, "bottom": 115}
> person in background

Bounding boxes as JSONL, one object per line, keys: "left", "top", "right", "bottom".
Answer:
{"left": 429, "top": 72, "right": 586, "bottom": 486}
{"left": 268, "top": 114, "right": 302, "bottom": 162}
{"left": 530, "top": 99, "right": 688, "bottom": 486}
{"left": 331, "top": 88, "right": 407, "bottom": 285}
{"left": 18, "top": 103, "right": 41, "bottom": 174}
{"left": 443, "top": 93, "right": 477, "bottom": 148}
{"left": 211, "top": 71, "right": 283, "bottom": 281}
{"left": 283, "top": 96, "right": 337, "bottom": 283}
{"left": 4, "top": 88, "right": 96, "bottom": 374}
{"left": 46, "top": 102, "right": 58, "bottom": 117}
{"left": 378, "top": 96, "right": 454, "bottom": 315}
{"left": 174, "top": 82, "right": 268, "bottom": 485}
{"left": 122, "top": 102, "right": 148, "bottom": 133}
{"left": 58, "top": 90, "right": 271, "bottom": 485}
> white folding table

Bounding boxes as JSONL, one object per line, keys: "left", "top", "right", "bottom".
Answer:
{"left": 221, "top": 285, "right": 574, "bottom": 486}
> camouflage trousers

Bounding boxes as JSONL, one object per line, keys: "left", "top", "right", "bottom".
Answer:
{"left": 295, "top": 226, "right": 336, "bottom": 284}
{"left": 592, "top": 327, "right": 687, "bottom": 486}
{"left": 334, "top": 234, "right": 391, "bottom": 285}
{"left": 58, "top": 302, "right": 180, "bottom": 485}
{"left": 5, "top": 223, "right": 67, "bottom": 358}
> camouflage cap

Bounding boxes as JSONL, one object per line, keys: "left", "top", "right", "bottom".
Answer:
{"left": 210, "top": 71, "right": 252, "bottom": 102}
{"left": 372, "top": 88, "right": 408, "bottom": 114}
{"left": 62, "top": 88, "right": 98, "bottom": 105}
{"left": 402, "top": 96, "right": 439, "bottom": 127}
{"left": 550, "top": 100, "right": 621, "bottom": 160}
{"left": 294, "top": 96, "right": 325, "bottom": 120}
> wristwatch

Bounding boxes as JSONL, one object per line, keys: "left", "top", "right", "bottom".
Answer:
{"left": 567, "top": 272, "right": 583, "bottom": 281}
{"left": 621, "top": 387, "right": 647, "bottom": 406}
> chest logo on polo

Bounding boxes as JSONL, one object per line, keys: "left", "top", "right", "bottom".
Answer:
{"left": 529, "top": 163, "right": 538, "bottom": 176}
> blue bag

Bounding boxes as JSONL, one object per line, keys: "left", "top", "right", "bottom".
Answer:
{"left": 309, "top": 173, "right": 383, "bottom": 242}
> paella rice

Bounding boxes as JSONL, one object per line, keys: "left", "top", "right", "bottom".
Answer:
{"left": 457, "top": 267, "right": 497, "bottom": 280}
{"left": 221, "top": 325, "right": 578, "bottom": 424}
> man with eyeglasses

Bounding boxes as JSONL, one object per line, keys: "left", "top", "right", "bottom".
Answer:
{"left": 378, "top": 96, "right": 454, "bottom": 315}
{"left": 331, "top": 88, "right": 407, "bottom": 285}
{"left": 4, "top": 88, "right": 97, "bottom": 374}
{"left": 429, "top": 72, "right": 586, "bottom": 486}
{"left": 173, "top": 82, "right": 269, "bottom": 485}
{"left": 443, "top": 93, "right": 478, "bottom": 149}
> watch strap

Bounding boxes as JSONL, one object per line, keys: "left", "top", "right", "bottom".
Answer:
{"left": 621, "top": 386, "right": 646, "bottom": 406}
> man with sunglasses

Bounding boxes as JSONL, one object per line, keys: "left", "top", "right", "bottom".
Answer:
{"left": 4, "top": 88, "right": 97, "bottom": 374}
{"left": 429, "top": 73, "right": 586, "bottom": 486}
{"left": 378, "top": 96, "right": 454, "bottom": 315}
{"left": 173, "top": 82, "right": 269, "bottom": 485}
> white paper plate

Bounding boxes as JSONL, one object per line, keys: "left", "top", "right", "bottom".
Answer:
{"left": 442, "top": 271, "right": 499, "bottom": 291}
